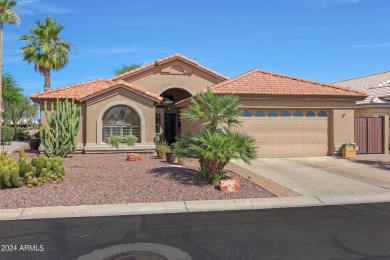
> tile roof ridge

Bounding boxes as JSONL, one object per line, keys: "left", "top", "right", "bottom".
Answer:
{"left": 332, "top": 70, "right": 390, "bottom": 84}
{"left": 254, "top": 69, "right": 368, "bottom": 96}
{"left": 110, "top": 53, "right": 228, "bottom": 81}
{"left": 30, "top": 78, "right": 107, "bottom": 98}
{"left": 211, "top": 69, "right": 259, "bottom": 91}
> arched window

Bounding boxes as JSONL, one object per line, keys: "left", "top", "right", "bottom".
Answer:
{"left": 293, "top": 111, "right": 303, "bottom": 117}
{"left": 255, "top": 110, "right": 265, "bottom": 117}
{"left": 102, "top": 106, "right": 141, "bottom": 143}
{"left": 268, "top": 111, "right": 278, "bottom": 117}
{"left": 318, "top": 111, "right": 328, "bottom": 118}
{"left": 281, "top": 111, "right": 291, "bottom": 117}
{"left": 306, "top": 111, "right": 315, "bottom": 117}
{"left": 241, "top": 110, "right": 252, "bottom": 117}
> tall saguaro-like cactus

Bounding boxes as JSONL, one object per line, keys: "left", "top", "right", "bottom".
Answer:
{"left": 40, "top": 98, "right": 81, "bottom": 157}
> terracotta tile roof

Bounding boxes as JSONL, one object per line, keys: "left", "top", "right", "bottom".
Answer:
{"left": 111, "top": 53, "right": 228, "bottom": 81}
{"left": 30, "top": 79, "right": 163, "bottom": 102}
{"left": 210, "top": 69, "right": 368, "bottom": 97}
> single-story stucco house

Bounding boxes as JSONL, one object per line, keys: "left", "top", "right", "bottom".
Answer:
{"left": 333, "top": 71, "right": 390, "bottom": 154}
{"left": 30, "top": 53, "right": 368, "bottom": 157}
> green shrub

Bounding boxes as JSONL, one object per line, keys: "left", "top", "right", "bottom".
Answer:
{"left": 1, "top": 126, "right": 14, "bottom": 142}
{"left": 108, "top": 135, "right": 137, "bottom": 149}
{"left": 15, "top": 128, "right": 30, "bottom": 141}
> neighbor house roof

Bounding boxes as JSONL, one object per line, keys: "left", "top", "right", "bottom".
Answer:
{"left": 332, "top": 71, "right": 390, "bottom": 105}
{"left": 30, "top": 79, "right": 163, "bottom": 102}
{"left": 111, "top": 53, "right": 228, "bottom": 81}
{"left": 211, "top": 69, "right": 367, "bottom": 97}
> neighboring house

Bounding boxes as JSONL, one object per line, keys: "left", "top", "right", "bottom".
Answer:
{"left": 333, "top": 71, "right": 390, "bottom": 153}
{"left": 30, "top": 53, "right": 367, "bottom": 157}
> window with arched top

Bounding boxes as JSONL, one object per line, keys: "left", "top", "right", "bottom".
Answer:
{"left": 102, "top": 106, "right": 141, "bottom": 143}
{"left": 318, "top": 111, "right": 328, "bottom": 118}
{"left": 268, "top": 111, "right": 278, "bottom": 117}
{"left": 281, "top": 111, "right": 291, "bottom": 117}
{"left": 306, "top": 111, "right": 315, "bottom": 117}
{"left": 255, "top": 110, "right": 265, "bottom": 117}
{"left": 241, "top": 110, "right": 252, "bottom": 117}
{"left": 293, "top": 111, "right": 303, "bottom": 117}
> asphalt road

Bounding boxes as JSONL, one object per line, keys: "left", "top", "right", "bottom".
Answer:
{"left": 1, "top": 203, "right": 390, "bottom": 260}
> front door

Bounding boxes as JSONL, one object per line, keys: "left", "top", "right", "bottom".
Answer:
{"left": 164, "top": 113, "right": 176, "bottom": 144}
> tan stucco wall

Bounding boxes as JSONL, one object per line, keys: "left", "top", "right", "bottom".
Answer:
{"left": 125, "top": 60, "right": 221, "bottom": 95}
{"left": 85, "top": 87, "right": 156, "bottom": 145}
{"left": 330, "top": 109, "right": 355, "bottom": 154}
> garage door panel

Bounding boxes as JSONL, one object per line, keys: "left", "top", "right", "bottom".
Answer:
{"left": 280, "top": 121, "right": 292, "bottom": 131}
{"left": 267, "top": 121, "right": 279, "bottom": 131}
{"left": 316, "top": 133, "right": 328, "bottom": 143}
{"left": 267, "top": 147, "right": 279, "bottom": 157}
{"left": 241, "top": 112, "right": 328, "bottom": 157}
{"left": 254, "top": 121, "right": 266, "bottom": 130}
{"left": 267, "top": 134, "right": 279, "bottom": 144}
{"left": 293, "top": 133, "right": 305, "bottom": 143}
{"left": 316, "top": 120, "right": 328, "bottom": 130}
{"left": 279, "top": 133, "right": 292, "bottom": 144}
{"left": 279, "top": 146, "right": 292, "bottom": 156}
{"left": 305, "top": 134, "right": 316, "bottom": 143}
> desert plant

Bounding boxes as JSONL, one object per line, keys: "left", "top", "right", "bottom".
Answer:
{"left": 40, "top": 98, "right": 81, "bottom": 157}
{"left": 177, "top": 88, "right": 257, "bottom": 184}
{"left": 0, "top": 150, "right": 66, "bottom": 189}
{"left": 108, "top": 135, "right": 137, "bottom": 149}
{"left": 155, "top": 140, "right": 170, "bottom": 158}
{"left": 1, "top": 125, "right": 14, "bottom": 142}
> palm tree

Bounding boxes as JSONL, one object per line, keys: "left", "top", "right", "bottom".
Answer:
{"left": 177, "top": 88, "right": 257, "bottom": 183}
{"left": 20, "top": 16, "right": 72, "bottom": 91}
{"left": 0, "top": 0, "right": 20, "bottom": 148}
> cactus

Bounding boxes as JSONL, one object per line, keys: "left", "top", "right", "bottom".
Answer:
{"left": 10, "top": 168, "right": 21, "bottom": 188}
{"left": 2, "top": 168, "right": 12, "bottom": 188}
{"left": 40, "top": 98, "right": 81, "bottom": 158}
{"left": 18, "top": 149, "right": 26, "bottom": 160}
{"left": 31, "top": 156, "right": 38, "bottom": 167}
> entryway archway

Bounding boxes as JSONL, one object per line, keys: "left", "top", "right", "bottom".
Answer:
{"left": 156, "top": 88, "right": 193, "bottom": 144}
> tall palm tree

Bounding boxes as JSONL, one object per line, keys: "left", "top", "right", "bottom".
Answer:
{"left": 0, "top": 0, "right": 20, "bottom": 148}
{"left": 20, "top": 16, "right": 72, "bottom": 91}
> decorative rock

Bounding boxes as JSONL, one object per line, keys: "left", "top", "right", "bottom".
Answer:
{"left": 219, "top": 176, "right": 241, "bottom": 193}
{"left": 126, "top": 153, "right": 144, "bottom": 161}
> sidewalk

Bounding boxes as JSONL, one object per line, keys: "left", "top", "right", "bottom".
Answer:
{"left": 1, "top": 191, "right": 390, "bottom": 221}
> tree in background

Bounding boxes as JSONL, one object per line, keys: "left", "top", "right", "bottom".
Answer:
{"left": 25, "top": 101, "right": 39, "bottom": 128}
{"left": 0, "top": 0, "right": 20, "bottom": 147}
{"left": 2, "top": 72, "right": 24, "bottom": 130}
{"left": 114, "top": 63, "right": 142, "bottom": 75}
{"left": 20, "top": 16, "right": 72, "bottom": 91}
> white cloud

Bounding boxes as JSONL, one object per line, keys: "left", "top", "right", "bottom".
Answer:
{"left": 283, "top": 0, "right": 366, "bottom": 6}
{"left": 17, "top": 0, "right": 76, "bottom": 15}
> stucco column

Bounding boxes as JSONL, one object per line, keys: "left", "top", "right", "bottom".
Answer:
{"left": 331, "top": 109, "right": 355, "bottom": 155}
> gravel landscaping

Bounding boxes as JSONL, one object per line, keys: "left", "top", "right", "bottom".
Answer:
{"left": 1, "top": 152, "right": 275, "bottom": 209}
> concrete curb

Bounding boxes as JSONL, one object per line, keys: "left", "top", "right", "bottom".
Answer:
{"left": 1, "top": 192, "right": 390, "bottom": 221}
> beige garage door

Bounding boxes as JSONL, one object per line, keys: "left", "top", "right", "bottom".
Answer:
{"left": 241, "top": 110, "right": 329, "bottom": 157}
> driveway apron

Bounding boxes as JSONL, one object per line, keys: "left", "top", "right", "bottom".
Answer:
{"left": 235, "top": 157, "right": 390, "bottom": 196}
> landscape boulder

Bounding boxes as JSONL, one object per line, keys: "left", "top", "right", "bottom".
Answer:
{"left": 126, "top": 153, "right": 144, "bottom": 161}
{"left": 219, "top": 176, "right": 241, "bottom": 193}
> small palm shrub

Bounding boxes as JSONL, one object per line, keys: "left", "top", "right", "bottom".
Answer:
{"left": 177, "top": 88, "right": 257, "bottom": 184}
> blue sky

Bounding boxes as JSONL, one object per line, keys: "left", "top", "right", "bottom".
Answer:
{"left": 3, "top": 0, "right": 389, "bottom": 95}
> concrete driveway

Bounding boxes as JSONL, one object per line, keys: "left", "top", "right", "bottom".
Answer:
{"left": 235, "top": 156, "right": 390, "bottom": 196}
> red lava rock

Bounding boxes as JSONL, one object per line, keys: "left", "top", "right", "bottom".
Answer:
{"left": 220, "top": 176, "right": 241, "bottom": 193}
{"left": 127, "top": 153, "right": 144, "bottom": 161}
